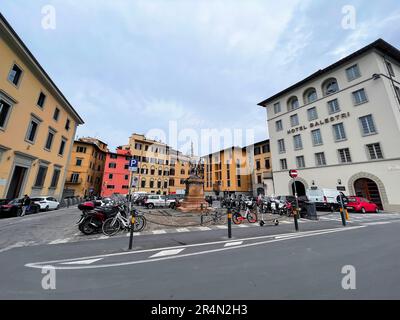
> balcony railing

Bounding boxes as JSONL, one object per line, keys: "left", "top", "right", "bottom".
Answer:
{"left": 66, "top": 178, "right": 83, "bottom": 184}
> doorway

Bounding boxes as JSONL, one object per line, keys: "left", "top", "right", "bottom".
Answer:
{"left": 354, "top": 178, "right": 383, "bottom": 210}
{"left": 291, "top": 181, "right": 306, "bottom": 197}
{"left": 6, "top": 166, "right": 28, "bottom": 199}
{"left": 257, "top": 187, "right": 265, "bottom": 196}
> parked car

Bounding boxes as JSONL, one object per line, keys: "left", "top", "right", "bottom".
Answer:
{"left": 144, "top": 195, "right": 175, "bottom": 209}
{"left": 345, "top": 196, "right": 380, "bottom": 213}
{"left": 134, "top": 194, "right": 149, "bottom": 206}
{"left": 306, "top": 188, "right": 343, "bottom": 211}
{"left": 0, "top": 199, "right": 41, "bottom": 218}
{"left": 31, "top": 197, "right": 60, "bottom": 211}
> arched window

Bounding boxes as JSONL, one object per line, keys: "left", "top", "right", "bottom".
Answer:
{"left": 322, "top": 78, "right": 339, "bottom": 96}
{"left": 141, "top": 178, "right": 146, "bottom": 188}
{"left": 157, "top": 179, "right": 162, "bottom": 189}
{"left": 304, "top": 88, "right": 317, "bottom": 104}
{"left": 150, "top": 166, "right": 155, "bottom": 175}
{"left": 287, "top": 96, "right": 300, "bottom": 111}
{"left": 150, "top": 179, "right": 155, "bottom": 188}
{"left": 141, "top": 165, "right": 148, "bottom": 175}
{"left": 181, "top": 169, "right": 185, "bottom": 175}
{"left": 164, "top": 180, "right": 168, "bottom": 189}
{"left": 158, "top": 167, "right": 163, "bottom": 176}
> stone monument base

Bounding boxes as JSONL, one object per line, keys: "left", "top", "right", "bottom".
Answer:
{"left": 177, "top": 176, "right": 208, "bottom": 214}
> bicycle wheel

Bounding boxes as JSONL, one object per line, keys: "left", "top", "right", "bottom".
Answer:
{"left": 246, "top": 211, "right": 258, "bottom": 223}
{"left": 132, "top": 215, "right": 146, "bottom": 232}
{"left": 102, "top": 217, "right": 121, "bottom": 236}
{"left": 232, "top": 213, "right": 242, "bottom": 225}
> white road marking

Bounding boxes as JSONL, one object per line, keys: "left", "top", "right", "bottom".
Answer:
{"left": 197, "top": 227, "right": 212, "bottom": 231}
{"left": 224, "top": 241, "right": 243, "bottom": 247}
{"left": 363, "top": 221, "right": 396, "bottom": 226}
{"left": 26, "top": 226, "right": 365, "bottom": 270}
{"left": 152, "top": 230, "right": 167, "bottom": 234}
{"left": 49, "top": 238, "right": 71, "bottom": 245}
{"left": 216, "top": 226, "right": 227, "bottom": 229}
{"left": 176, "top": 228, "right": 190, "bottom": 233}
{"left": 98, "top": 236, "right": 109, "bottom": 240}
{"left": 149, "top": 248, "right": 185, "bottom": 258}
{"left": 236, "top": 224, "right": 249, "bottom": 228}
{"left": 61, "top": 258, "right": 103, "bottom": 265}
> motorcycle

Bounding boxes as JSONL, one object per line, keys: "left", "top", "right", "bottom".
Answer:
{"left": 77, "top": 201, "right": 128, "bottom": 235}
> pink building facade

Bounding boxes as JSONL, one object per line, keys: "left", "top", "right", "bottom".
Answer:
{"left": 101, "top": 147, "right": 131, "bottom": 197}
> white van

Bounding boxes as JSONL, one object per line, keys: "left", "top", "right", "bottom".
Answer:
{"left": 306, "top": 187, "right": 342, "bottom": 211}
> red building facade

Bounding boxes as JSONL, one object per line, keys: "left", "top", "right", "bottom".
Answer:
{"left": 101, "top": 147, "right": 131, "bottom": 197}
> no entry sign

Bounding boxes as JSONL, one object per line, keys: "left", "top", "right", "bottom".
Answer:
{"left": 289, "top": 169, "right": 298, "bottom": 178}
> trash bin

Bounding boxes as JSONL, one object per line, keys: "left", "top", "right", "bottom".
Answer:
{"left": 304, "top": 202, "right": 318, "bottom": 220}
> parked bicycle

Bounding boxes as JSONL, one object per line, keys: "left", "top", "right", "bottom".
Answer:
{"left": 232, "top": 207, "right": 258, "bottom": 225}
{"left": 102, "top": 209, "right": 147, "bottom": 237}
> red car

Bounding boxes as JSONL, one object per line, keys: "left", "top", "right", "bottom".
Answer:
{"left": 345, "top": 196, "right": 380, "bottom": 213}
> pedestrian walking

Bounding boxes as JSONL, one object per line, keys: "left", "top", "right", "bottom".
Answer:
{"left": 21, "top": 194, "right": 31, "bottom": 217}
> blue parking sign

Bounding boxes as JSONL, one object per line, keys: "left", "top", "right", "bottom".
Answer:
{"left": 129, "top": 159, "right": 138, "bottom": 172}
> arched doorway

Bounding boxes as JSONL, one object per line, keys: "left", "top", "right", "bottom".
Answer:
{"left": 354, "top": 178, "right": 383, "bottom": 209}
{"left": 291, "top": 181, "right": 306, "bottom": 197}
{"left": 257, "top": 187, "right": 265, "bottom": 196}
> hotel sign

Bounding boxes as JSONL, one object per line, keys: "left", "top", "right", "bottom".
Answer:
{"left": 287, "top": 112, "right": 351, "bottom": 135}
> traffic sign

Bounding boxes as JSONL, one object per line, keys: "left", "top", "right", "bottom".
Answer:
{"left": 289, "top": 169, "right": 298, "bottom": 178}
{"left": 129, "top": 158, "right": 138, "bottom": 172}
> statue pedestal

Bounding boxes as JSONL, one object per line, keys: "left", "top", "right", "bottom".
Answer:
{"left": 177, "top": 176, "right": 208, "bottom": 214}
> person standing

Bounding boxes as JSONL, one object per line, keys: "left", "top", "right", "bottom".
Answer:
{"left": 21, "top": 194, "right": 31, "bottom": 217}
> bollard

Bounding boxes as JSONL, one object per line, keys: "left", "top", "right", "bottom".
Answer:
{"left": 227, "top": 207, "right": 232, "bottom": 239}
{"left": 129, "top": 213, "right": 135, "bottom": 250}
{"left": 294, "top": 208, "right": 299, "bottom": 232}
{"left": 340, "top": 208, "right": 347, "bottom": 226}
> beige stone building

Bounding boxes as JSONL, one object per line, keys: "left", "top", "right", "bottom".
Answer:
{"left": 0, "top": 13, "right": 84, "bottom": 200}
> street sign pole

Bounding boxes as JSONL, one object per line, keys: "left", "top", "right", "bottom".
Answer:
{"left": 128, "top": 158, "right": 138, "bottom": 250}
{"left": 339, "top": 193, "right": 347, "bottom": 227}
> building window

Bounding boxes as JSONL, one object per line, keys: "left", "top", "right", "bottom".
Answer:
{"left": 346, "top": 64, "right": 361, "bottom": 81}
{"left": 122, "top": 185, "right": 129, "bottom": 189}
{"left": 280, "top": 159, "right": 288, "bottom": 170}
{"left": 315, "top": 152, "right": 327, "bottom": 166}
{"left": 53, "top": 107, "right": 60, "bottom": 121}
{"left": 158, "top": 169, "right": 162, "bottom": 176}
{"left": 135, "top": 143, "right": 142, "bottom": 150}
{"left": 288, "top": 96, "right": 300, "bottom": 111}
{"left": 76, "top": 158, "right": 83, "bottom": 166}
{"left": 265, "top": 159, "right": 271, "bottom": 169}
{"left": 76, "top": 146, "right": 87, "bottom": 153}
{"left": 141, "top": 179, "right": 146, "bottom": 188}
{"left": 386, "top": 61, "right": 395, "bottom": 77}
{"left": 59, "top": 138, "right": 67, "bottom": 156}
{"left": 109, "top": 154, "right": 117, "bottom": 159}
{"left": 278, "top": 139, "right": 286, "bottom": 154}
{"left": 65, "top": 119, "right": 71, "bottom": 131}
{"left": 125, "top": 175, "right": 129, "bottom": 180}
{"left": 327, "top": 99, "right": 340, "bottom": 114}
{"left": 0, "top": 99, "right": 12, "bottom": 129}
{"left": 44, "top": 130, "right": 55, "bottom": 151}
{"left": 307, "top": 107, "right": 318, "bottom": 121}
{"left": 352, "top": 89, "right": 368, "bottom": 105}
{"left": 26, "top": 117, "right": 40, "bottom": 143}
{"left": 37, "top": 92, "right": 46, "bottom": 108}
{"left": 273, "top": 102, "right": 281, "bottom": 114}
{"left": 257, "top": 175, "right": 262, "bottom": 184}
{"left": 333, "top": 123, "right": 346, "bottom": 141}
{"left": 254, "top": 146, "right": 261, "bottom": 155}
{"left": 304, "top": 88, "right": 317, "bottom": 104}
{"left": 262, "top": 144, "right": 270, "bottom": 153}
{"left": 34, "top": 165, "right": 48, "bottom": 188}
{"left": 107, "top": 185, "right": 115, "bottom": 189}
{"left": 367, "top": 143, "right": 383, "bottom": 160}
{"left": 8, "top": 64, "right": 23, "bottom": 86}
{"left": 296, "top": 156, "right": 305, "bottom": 169}
{"left": 293, "top": 134, "right": 303, "bottom": 150}
{"left": 108, "top": 174, "right": 113, "bottom": 179}
{"left": 256, "top": 160, "right": 261, "bottom": 170}
{"left": 359, "top": 115, "right": 376, "bottom": 136}
{"left": 338, "top": 148, "right": 352, "bottom": 163}
{"left": 71, "top": 173, "right": 80, "bottom": 183}
{"left": 150, "top": 180, "right": 155, "bottom": 188}
{"left": 109, "top": 163, "right": 117, "bottom": 169}
{"left": 311, "top": 129, "right": 323, "bottom": 146}
{"left": 164, "top": 181, "right": 168, "bottom": 189}
{"left": 50, "top": 168, "right": 61, "bottom": 188}
{"left": 323, "top": 78, "right": 339, "bottom": 96}
{"left": 290, "top": 114, "right": 299, "bottom": 127}
{"left": 275, "top": 120, "right": 283, "bottom": 132}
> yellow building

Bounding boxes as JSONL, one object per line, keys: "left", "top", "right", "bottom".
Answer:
{"left": 250, "top": 140, "right": 274, "bottom": 196}
{"left": 126, "top": 134, "right": 191, "bottom": 195}
{"left": 64, "top": 138, "right": 108, "bottom": 197}
{"left": 0, "top": 14, "right": 84, "bottom": 200}
{"left": 203, "top": 147, "right": 253, "bottom": 197}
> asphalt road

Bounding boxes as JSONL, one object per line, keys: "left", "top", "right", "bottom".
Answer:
{"left": 1, "top": 212, "right": 400, "bottom": 300}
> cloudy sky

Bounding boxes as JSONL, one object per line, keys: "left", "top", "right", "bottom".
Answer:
{"left": 1, "top": 0, "right": 400, "bottom": 154}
